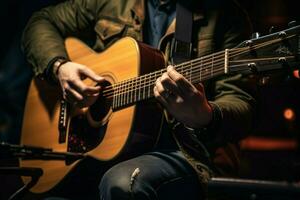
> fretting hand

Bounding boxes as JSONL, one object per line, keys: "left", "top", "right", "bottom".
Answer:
{"left": 154, "top": 65, "right": 212, "bottom": 128}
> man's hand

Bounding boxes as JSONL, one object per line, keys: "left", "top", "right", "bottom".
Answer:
{"left": 153, "top": 65, "right": 212, "bottom": 128}
{"left": 56, "top": 62, "right": 105, "bottom": 108}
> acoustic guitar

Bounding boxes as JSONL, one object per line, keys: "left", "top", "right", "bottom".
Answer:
{"left": 20, "top": 25, "right": 300, "bottom": 193}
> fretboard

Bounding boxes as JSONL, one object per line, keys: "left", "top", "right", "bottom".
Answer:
{"left": 104, "top": 50, "right": 228, "bottom": 110}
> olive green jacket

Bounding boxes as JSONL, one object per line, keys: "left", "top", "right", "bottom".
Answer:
{"left": 22, "top": 0, "right": 256, "bottom": 176}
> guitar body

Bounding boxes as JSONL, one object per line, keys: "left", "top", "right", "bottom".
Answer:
{"left": 20, "top": 37, "right": 165, "bottom": 193}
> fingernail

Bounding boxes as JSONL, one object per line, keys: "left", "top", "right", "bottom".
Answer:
{"left": 167, "top": 65, "right": 174, "bottom": 71}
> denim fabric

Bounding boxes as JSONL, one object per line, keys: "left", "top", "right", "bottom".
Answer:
{"left": 99, "top": 151, "right": 210, "bottom": 200}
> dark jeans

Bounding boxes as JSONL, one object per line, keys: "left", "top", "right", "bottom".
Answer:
{"left": 99, "top": 151, "right": 209, "bottom": 200}
{"left": 44, "top": 151, "right": 210, "bottom": 200}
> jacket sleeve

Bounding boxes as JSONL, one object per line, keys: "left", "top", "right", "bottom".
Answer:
{"left": 21, "top": 0, "right": 100, "bottom": 77}
{"left": 203, "top": 0, "right": 256, "bottom": 147}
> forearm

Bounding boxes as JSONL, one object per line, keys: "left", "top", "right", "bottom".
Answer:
{"left": 21, "top": 0, "right": 97, "bottom": 78}
{"left": 205, "top": 74, "right": 256, "bottom": 148}
{"left": 22, "top": 11, "right": 68, "bottom": 77}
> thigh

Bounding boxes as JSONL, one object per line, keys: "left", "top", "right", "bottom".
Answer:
{"left": 100, "top": 151, "right": 210, "bottom": 200}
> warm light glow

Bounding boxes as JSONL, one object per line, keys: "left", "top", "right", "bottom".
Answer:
{"left": 283, "top": 108, "right": 295, "bottom": 121}
{"left": 293, "top": 70, "right": 300, "bottom": 79}
{"left": 240, "top": 136, "right": 298, "bottom": 150}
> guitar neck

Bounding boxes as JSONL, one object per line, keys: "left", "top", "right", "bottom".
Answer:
{"left": 107, "top": 50, "right": 228, "bottom": 110}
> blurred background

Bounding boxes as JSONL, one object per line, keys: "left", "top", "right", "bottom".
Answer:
{"left": 0, "top": 0, "right": 299, "bottom": 199}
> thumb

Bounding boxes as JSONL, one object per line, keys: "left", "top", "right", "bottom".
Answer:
{"left": 80, "top": 67, "right": 105, "bottom": 83}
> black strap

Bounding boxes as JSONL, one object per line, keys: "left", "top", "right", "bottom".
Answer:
{"left": 170, "top": 2, "right": 194, "bottom": 64}
{"left": 175, "top": 3, "right": 193, "bottom": 43}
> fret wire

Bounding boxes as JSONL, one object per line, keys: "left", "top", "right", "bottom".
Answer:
{"left": 134, "top": 50, "right": 224, "bottom": 91}
{"left": 119, "top": 81, "right": 123, "bottom": 107}
{"left": 108, "top": 51, "right": 227, "bottom": 104}
{"left": 143, "top": 74, "right": 146, "bottom": 100}
{"left": 106, "top": 62, "right": 224, "bottom": 99}
{"left": 105, "top": 58, "right": 226, "bottom": 98}
{"left": 127, "top": 79, "right": 130, "bottom": 105}
{"left": 118, "top": 83, "right": 125, "bottom": 107}
{"left": 133, "top": 77, "right": 137, "bottom": 103}
{"left": 112, "top": 85, "right": 116, "bottom": 109}
{"left": 114, "top": 84, "right": 117, "bottom": 109}
{"left": 120, "top": 81, "right": 123, "bottom": 108}
{"left": 104, "top": 50, "right": 226, "bottom": 96}
{"left": 130, "top": 78, "right": 133, "bottom": 104}
{"left": 200, "top": 59, "right": 203, "bottom": 81}
{"left": 138, "top": 75, "right": 141, "bottom": 101}
{"left": 116, "top": 83, "right": 119, "bottom": 108}
{"left": 129, "top": 79, "right": 133, "bottom": 105}
{"left": 211, "top": 54, "right": 214, "bottom": 77}
{"left": 147, "top": 73, "right": 151, "bottom": 99}
{"left": 125, "top": 79, "right": 128, "bottom": 106}
{"left": 116, "top": 84, "right": 119, "bottom": 109}
{"left": 134, "top": 77, "right": 137, "bottom": 102}
{"left": 132, "top": 78, "right": 135, "bottom": 104}
{"left": 189, "top": 60, "right": 192, "bottom": 82}
{"left": 113, "top": 62, "right": 223, "bottom": 108}
{"left": 106, "top": 64, "right": 226, "bottom": 100}
{"left": 140, "top": 76, "right": 144, "bottom": 100}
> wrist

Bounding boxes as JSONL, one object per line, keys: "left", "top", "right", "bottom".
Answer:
{"left": 182, "top": 102, "right": 222, "bottom": 135}
{"left": 187, "top": 102, "right": 213, "bottom": 129}
{"left": 44, "top": 57, "right": 69, "bottom": 84}
{"left": 52, "top": 58, "right": 69, "bottom": 79}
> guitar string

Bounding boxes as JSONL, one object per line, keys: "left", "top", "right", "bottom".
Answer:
{"left": 227, "top": 34, "right": 296, "bottom": 59}
{"left": 110, "top": 67, "right": 226, "bottom": 109}
{"left": 108, "top": 65, "right": 226, "bottom": 102}
{"left": 103, "top": 50, "right": 226, "bottom": 94}
{"left": 103, "top": 35, "right": 286, "bottom": 96}
{"left": 103, "top": 52, "right": 225, "bottom": 97}
{"left": 229, "top": 55, "right": 295, "bottom": 63}
{"left": 105, "top": 55, "right": 272, "bottom": 103}
{"left": 104, "top": 59, "right": 225, "bottom": 98}
{"left": 110, "top": 52, "right": 293, "bottom": 108}
{"left": 103, "top": 36, "right": 280, "bottom": 97}
{"left": 105, "top": 52, "right": 267, "bottom": 100}
{"left": 100, "top": 36, "right": 292, "bottom": 100}
{"left": 105, "top": 37, "right": 286, "bottom": 102}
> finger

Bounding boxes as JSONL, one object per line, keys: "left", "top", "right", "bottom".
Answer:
{"left": 195, "top": 83, "right": 206, "bottom": 101}
{"left": 77, "top": 94, "right": 100, "bottom": 108}
{"left": 79, "top": 67, "right": 105, "bottom": 83}
{"left": 167, "top": 65, "right": 196, "bottom": 95}
{"left": 195, "top": 83, "right": 205, "bottom": 94}
{"left": 64, "top": 84, "right": 84, "bottom": 102}
{"left": 153, "top": 85, "right": 168, "bottom": 106}
{"left": 160, "top": 72, "right": 180, "bottom": 96}
{"left": 69, "top": 79, "right": 101, "bottom": 95}
{"left": 155, "top": 77, "right": 179, "bottom": 104}
{"left": 155, "top": 77, "right": 171, "bottom": 101}
{"left": 61, "top": 82, "right": 69, "bottom": 100}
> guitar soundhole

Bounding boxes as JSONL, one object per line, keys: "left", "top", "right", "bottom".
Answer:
{"left": 67, "top": 80, "right": 113, "bottom": 153}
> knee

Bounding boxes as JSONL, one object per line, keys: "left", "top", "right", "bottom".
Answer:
{"left": 99, "top": 163, "right": 156, "bottom": 200}
{"left": 99, "top": 166, "right": 132, "bottom": 199}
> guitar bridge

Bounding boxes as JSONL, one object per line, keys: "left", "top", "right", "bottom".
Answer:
{"left": 58, "top": 99, "right": 69, "bottom": 143}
